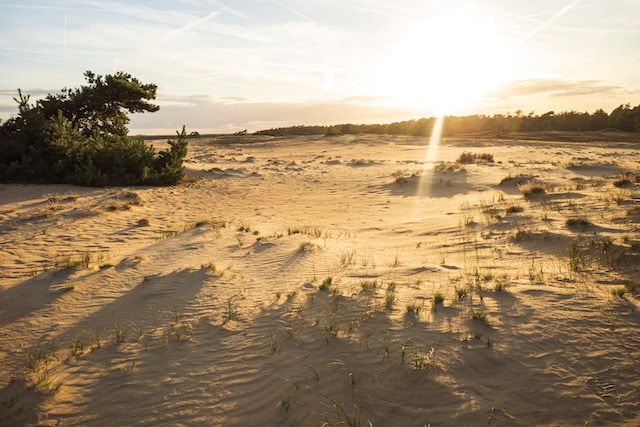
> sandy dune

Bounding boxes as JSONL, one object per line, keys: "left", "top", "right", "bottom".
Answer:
{"left": 1, "top": 134, "right": 639, "bottom": 426}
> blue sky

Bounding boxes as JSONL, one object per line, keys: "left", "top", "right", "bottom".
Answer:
{"left": 1, "top": 0, "right": 639, "bottom": 134}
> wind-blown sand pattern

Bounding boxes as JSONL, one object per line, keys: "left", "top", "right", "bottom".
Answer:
{"left": 1, "top": 134, "right": 639, "bottom": 426}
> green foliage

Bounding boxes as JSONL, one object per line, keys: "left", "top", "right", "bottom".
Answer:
{"left": 254, "top": 103, "right": 640, "bottom": 136}
{"left": 0, "top": 71, "right": 187, "bottom": 186}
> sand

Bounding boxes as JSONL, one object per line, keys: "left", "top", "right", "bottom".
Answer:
{"left": 1, "top": 133, "right": 639, "bottom": 426}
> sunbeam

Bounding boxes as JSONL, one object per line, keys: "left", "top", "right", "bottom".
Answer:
{"left": 416, "top": 115, "right": 445, "bottom": 197}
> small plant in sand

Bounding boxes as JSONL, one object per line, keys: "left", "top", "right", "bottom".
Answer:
{"left": 505, "top": 204, "right": 524, "bottom": 214}
{"left": 237, "top": 221, "right": 252, "bottom": 233}
{"left": 455, "top": 287, "right": 468, "bottom": 301}
{"left": 384, "top": 282, "right": 397, "bottom": 310}
{"left": 493, "top": 280, "right": 510, "bottom": 292}
{"left": 567, "top": 241, "right": 583, "bottom": 272}
{"left": 471, "top": 309, "right": 490, "bottom": 325}
{"left": 360, "top": 280, "right": 379, "bottom": 291}
{"left": 384, "top": 292, "right": 396, "bottom": 310}
{"left": 55, "top": 252, "right": 91, "bottom": 270}
{"left": 201, "top": 262, "right": 219, "bottom": 274}
{"left": 406, "top": 302, "right": 421, "bottom": 315}
{"left": 613, "top": 178, "right": 633, "bottom": 188}
{"left": 611, "top": 287, "right": 626, "bottom": 298}
{"left": 222, "top": 296, "right": 239, "bottom": 324}
{"left": 613, "top": 173, "right": 635, "bottom": 188}
{"left": 329, "top": 399, "right": 370, "bottom": 427}
{"left": 325, "top": 307, "right": 340, "bottom": 337}
{"left": 299, "top": 241, "right": 318, "bottom": 252}
{"left": 288, "top": 225, "right": 324, "bottom": 238}
{"left": 519, "top": 181, "right": 546, "bottom": 198}
{"left": 411, "top": 345, "right": 436, "bottom": 370}
{"left": 280, "top": 393, "right": 294, "bottom": 413}
{"left": 456, "top": 152, "right": 494, "bottom": 164}
{"left": 28, "top": 367, "right": 63, "bottom": 394}
{"left": 565, "top": 216, "right": 591, "bottom": 231}
{"left": 340, "top": 250, "right": 355, "bottom": 266}
{"left": 432, "top": 292, "right": 445, "bottom": 306}
{"left": 26, "top": 340, "right": 57, "bottom": 372}
{"left": 319, "top": 276, "right": 334, "bottom": 291}
{"left": 112, "top": 323, "right": 128, "bottom": 343}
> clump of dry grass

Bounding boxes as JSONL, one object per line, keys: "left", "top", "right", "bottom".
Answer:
{"left": 518, "top": 181, "right": 546, "bottom": 197}
{"left": 55, "top": 252, "right": 91, "bottom": 270}
{"left": 505, "top": 205, "right": 524, "bottom": 214}
{"left": 434, "top": 162, "right": 466, "bottom": 173}
{"left": 613, "top": 172, "right": 638, "bottom": 188}
{"left": 456, "top": 152, "right": 494, "bottom": 164}
{"left": 499, "top": 174, "right": 535, "bottom": 186}
{"left": 566, "top": 216, "right": 591, "bottom": 231}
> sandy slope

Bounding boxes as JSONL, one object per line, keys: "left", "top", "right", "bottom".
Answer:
{"left": 1, "top": 134, "right": 639, "bottom": 426}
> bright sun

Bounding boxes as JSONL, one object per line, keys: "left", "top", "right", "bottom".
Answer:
{"left": 375, "top": 7, "right": 515, "bottom": 115}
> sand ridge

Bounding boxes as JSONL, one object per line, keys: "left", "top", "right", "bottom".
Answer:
{"left": 1, "top": 134, "right": 639, "bottom": 425}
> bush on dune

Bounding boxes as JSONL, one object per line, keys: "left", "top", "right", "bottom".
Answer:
{"left": 0, "top": 71, "right": 188, "bottom": 187}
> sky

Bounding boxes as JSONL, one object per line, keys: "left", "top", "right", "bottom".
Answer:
{"left": 1, "top": 0, "right": 639, "bottom": 134}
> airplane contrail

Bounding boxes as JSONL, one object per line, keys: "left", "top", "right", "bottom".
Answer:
{"left": 63, "top": 12, "right": 68, "bottom": 53}
{"left": 166, "top": 10, "right": 220, "bottom": 38}
{"left": 271, "top": 0, "right": 311, "bottom": 21}
{"left": 522, "top": 0, "right": 582, "bottom": 42}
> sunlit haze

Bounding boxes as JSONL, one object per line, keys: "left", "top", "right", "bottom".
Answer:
{"left": 1, "top": 0, "right": 639, "bottom": 134}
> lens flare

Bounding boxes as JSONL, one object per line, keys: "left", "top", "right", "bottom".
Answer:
{"left": 417, "top": 115, "right": 444, "bottom": 196}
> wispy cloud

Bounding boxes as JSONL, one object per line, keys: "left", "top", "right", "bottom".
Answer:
{"left": 495, "top": 78, "right": 623, "bottom": 99}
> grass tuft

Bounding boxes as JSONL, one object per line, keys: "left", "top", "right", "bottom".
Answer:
{"left": 519, "top": 181, "right": 546, "bottom": 197}
{"left": 457, "top": 152, "right": 494, "bottom": 164}
{"left": 566, "top": 217, "right": 591, "bottom": 231}
{"left": 432, "top": 292, "right": 445, "bottom": 305}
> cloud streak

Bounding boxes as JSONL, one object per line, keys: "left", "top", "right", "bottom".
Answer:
{"left": 521, "top": 0, "right": 582, "bottom": 42}
{"left": 498, "top": 78, "right": 622, "bottom": 98}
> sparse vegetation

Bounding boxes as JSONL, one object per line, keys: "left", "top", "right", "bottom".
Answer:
{"left": 319, "top": 276, "right": 333, "bottom": 291}
{"left": 433, "top": 292, "right": 445, "bottom": 305}
{"left": 519, "top": 181, "right": 546, "bottom": 197}
{"left": 566, "top": 216, "right": 591, "bottom": 231}
{"left": 471, "top": 309, "right": 489, "bottom": 325}
{"left": 5, "top": 126, "right": 640, "bottom": 426}
{"left": 456, "top": 152, "right": 494, "bottom": 164}
{"left": 406, "top": 303, "right": 421, "bottom": 315}
{"left": 505, "top": 205, "right": 524, "bottom": 214}
{"left": 55, "top": 252, "right": 91, "bottom": 270}
{"left": 493, "top": 281, "right": 510, "bottom": 292}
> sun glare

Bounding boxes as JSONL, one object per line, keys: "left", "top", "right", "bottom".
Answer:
{"left": 376, "top": 7, "right": 514, "bottom": 115}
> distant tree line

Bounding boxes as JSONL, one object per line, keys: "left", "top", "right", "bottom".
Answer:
{"left": 255, "top": 104, "right": 640, "bottom": 137}
{"left": 0, "top": 71, "right": 188, "bottom": 187}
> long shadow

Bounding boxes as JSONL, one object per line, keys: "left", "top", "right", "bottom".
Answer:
{"left": 65, "top": 267, "right": 210, "bottom": 339}
{"left": 0, "top": 267, "right": 211, "bottom": 425}
{"left": 0, "top": 270, "right": 73, "bottom": 325}
{"left": 0, "top": 184, "right": 99, "bottom": 206}
{"left": 73, "top": 288, "right": 469, "bottom": 426}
